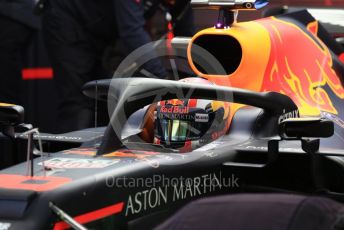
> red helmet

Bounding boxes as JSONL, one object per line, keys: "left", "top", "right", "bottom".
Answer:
{"left": 141, "top": 78, "right": 231, "bottom": 152}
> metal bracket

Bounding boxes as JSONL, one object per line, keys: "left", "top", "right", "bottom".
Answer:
{"left": 223, "top": 139, "right": 280, "bottom": 168}
{"left": 22, "top": 128, "right": 45, "bottom": 177}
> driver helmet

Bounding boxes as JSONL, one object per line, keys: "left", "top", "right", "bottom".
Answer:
{"left": 142, "top": 77, "right": 231, "bottom": 152}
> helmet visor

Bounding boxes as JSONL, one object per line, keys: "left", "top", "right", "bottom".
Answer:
{"left": 155, "top": 106, "right": 211, "bottom": 148}
{"left": 161, "top": 119, "right": 189, "bottom": 142}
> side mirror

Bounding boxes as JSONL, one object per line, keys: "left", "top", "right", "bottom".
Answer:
{"left": 279, "top": 118, "right": 334, "bottom": 139}
{"left": 0, "top": 103, "right": 24, "bottom": 126}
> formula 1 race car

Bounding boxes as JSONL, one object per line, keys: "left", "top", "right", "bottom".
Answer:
{"left": 1, "top": 1, "right": 344, "bottom": 230}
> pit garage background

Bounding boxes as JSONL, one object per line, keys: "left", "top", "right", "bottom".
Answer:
{"left": 20, "top": 0, "right": 344, "bottom": 133}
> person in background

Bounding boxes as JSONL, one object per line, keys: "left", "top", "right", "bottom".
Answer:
{"left": 42, "top": 0, "right": 194, "bottom": 133}
{"left": 0, "top": 0, "right": 41, "bottom": 105}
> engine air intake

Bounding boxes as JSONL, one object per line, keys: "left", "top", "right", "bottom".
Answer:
{"left": 190, "top": 35, "right": 242, "bottom": 76}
